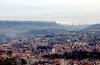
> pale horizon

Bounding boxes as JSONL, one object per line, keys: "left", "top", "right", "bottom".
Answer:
{"left": 0, "top": 0, "right": 100, "bottom": 25}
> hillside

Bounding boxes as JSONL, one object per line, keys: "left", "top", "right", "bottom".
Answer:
{"left": 0, "top": 20, "right": 65, "bottom": 38}
{"left": 84, "top": 24, "right": 100, "bottom": 31}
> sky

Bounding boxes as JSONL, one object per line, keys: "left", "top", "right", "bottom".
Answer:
{"left": 0, "top": 0, "right": 100, "bottom": 25}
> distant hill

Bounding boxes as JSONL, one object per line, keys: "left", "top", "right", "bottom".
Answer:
{"left": 0, "top": 34, "right": 8, "bottom": 39}
{"left": 16, "top": 29, "right": 68, "bottom": 38}
{"left": 84, "top": 24, "right": 100, "bottom": 31}
{"left": 0, "top": 20, "right": 97, "bottom": 38}
{"left": 0, "top": 20, "right": 65, "bottom": 37}
{"left": 0, "top": 34, "right": 9, "bottom": 41}
{"left": 0, "top": 20, "right": 64, "bottom": 29}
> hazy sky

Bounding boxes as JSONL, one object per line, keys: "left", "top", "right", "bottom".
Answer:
{"left": 0, "top": 0, "right": 100, "bottom": 25}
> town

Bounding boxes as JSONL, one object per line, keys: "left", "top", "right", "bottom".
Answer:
{"left": 0, "top": 31, "right": 100, "bottom": 65}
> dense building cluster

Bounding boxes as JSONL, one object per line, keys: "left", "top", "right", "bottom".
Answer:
{"left": 0, "top": 31, "right": 100, "bottom": 65}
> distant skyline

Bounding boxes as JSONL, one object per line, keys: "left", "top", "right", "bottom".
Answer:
{"left": 0, "top": 0, "right": 100, "bottom": 25}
